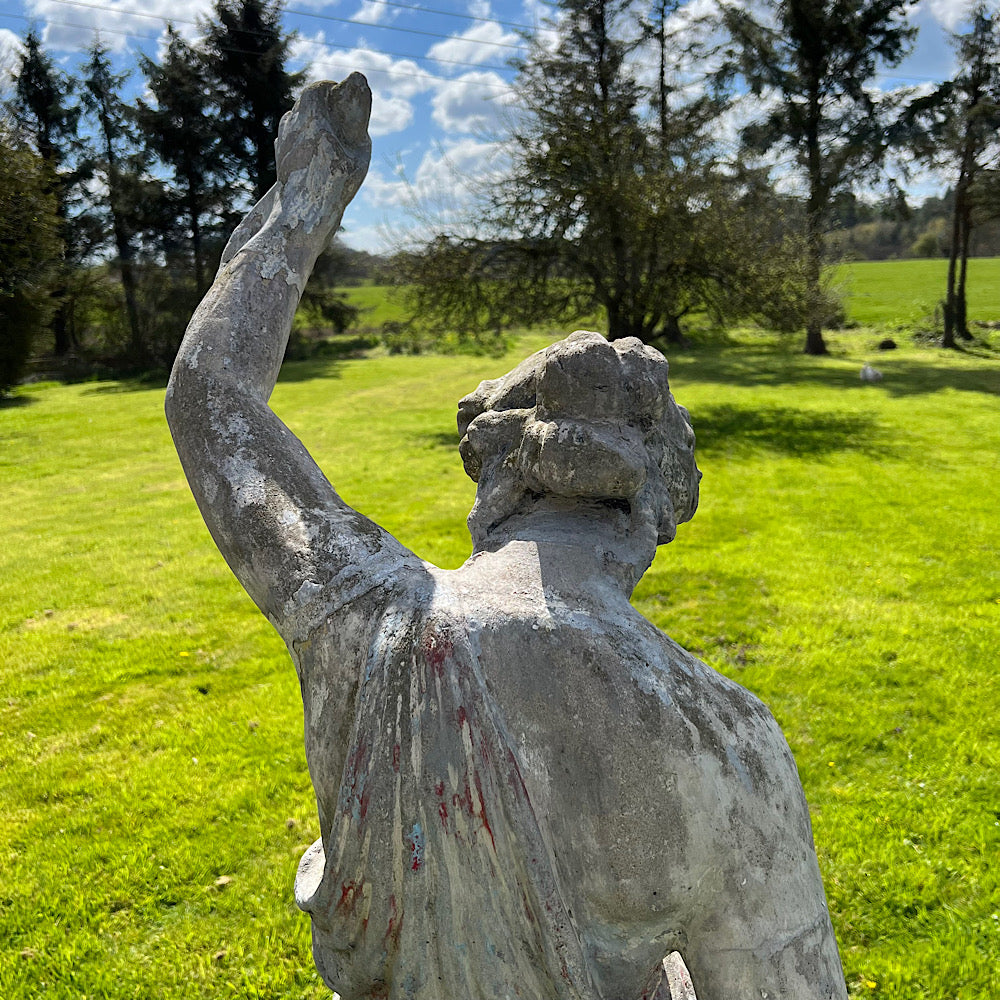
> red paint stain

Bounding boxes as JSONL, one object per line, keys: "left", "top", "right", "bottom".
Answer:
{"left": 391, "top": 742, "right": 401, "bottom": 772}
{"left": 521, "top": 888, "right": 536, "bottom": 924}
{"left": 423, "top": 631, "right": 452, "bottom": 678}
{"left": 383, "top": 893, "right": 403, "bottom": 953}
{"left": 336, "top": 879, "right": 364, "bottom": 913}
{"left": 472, "top": 768, "right": 497, "bottom": 853}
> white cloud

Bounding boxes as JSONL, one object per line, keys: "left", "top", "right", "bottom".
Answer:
{"left": 26, "top": 0, "right": 212, "bottom": 52}
{"left": 431, "top": 71, "right": 513, "bottom": 133}
{"left": 360, "top": 139, "right": 504, "bottom": 215}
{"left": 427, "top": 21, "right": 521, "bottom": 70}
{"left": 0, "top": 30, "right": 22, "bottom": 97}
{"left": 359, "top": 166, "right": 412, "bottom": 209}
{"left": 351, "top": 138, "right": 507, "bottom": 249}
{"left": 349, "top": 0, "right": 400, "bottom": 26}
{"left": 922, "top": 0, "right": 969, "bottom": 31}
{"left": 339, "top": 220, "right": 391, "bottom": 252}
{"left": 415, "top": 137, "right": 503, "bottom": 184}
{"left": 293, "top": 33, "right": 435, "bottom": 136}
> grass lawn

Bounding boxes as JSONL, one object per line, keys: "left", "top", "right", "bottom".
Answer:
{"left": 838, "top": 257, "right": 1000, "bottom": 328}
{"left": 340, "top": 284, "right": 407, "bottom": 329}
{"left": 2, "top": 316, "right": 999, "bottom": 997}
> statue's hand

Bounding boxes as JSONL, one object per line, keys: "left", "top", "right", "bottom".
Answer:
{"left": 273, "top": 74, "right": 372, "bottom": 239}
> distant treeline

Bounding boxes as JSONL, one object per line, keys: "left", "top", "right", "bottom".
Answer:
{"left": 827, "top": 191, "right": 1000, "bottom": 262}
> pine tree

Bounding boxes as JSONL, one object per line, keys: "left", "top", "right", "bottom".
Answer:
{"left": 9, "top": 30, "right": 87, "bottom": 355}
{"left": 0, "top": 120, "right": 62, "bottom": 393}
{"left": 201, "top": 0, "right": 304, "bottom": 201}
{"left": 80, "top": 40, "right": 148, "bottom": 362}
{"left": 720, "top": 0, "right": 916, "bottom": 354}
{"left": 137, "top": 25, "right": 234, "bottom": 295}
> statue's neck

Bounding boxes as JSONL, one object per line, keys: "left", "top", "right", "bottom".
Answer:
{"left": 469, "top": 502, "right": 658, "bottom": 600}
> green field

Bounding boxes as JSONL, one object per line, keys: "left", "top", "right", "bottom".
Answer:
{"left": 338, "top": 258, "right": 1000, "bottom": 340}
{"left": 340, "top": 283, "right": 407, "bottom": 329}
{"left": 2, "top": 268, "right": 1000, "bottom": 997}
{"left": 838, "top": 257, "right": 1000, "bottom": 328}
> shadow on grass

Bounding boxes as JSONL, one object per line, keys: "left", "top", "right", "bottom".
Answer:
{"left": 415, "top": 403, "right": 892, "bottom": 461}
{"left": 82, "top": 374, "right": 169, "bottom": 395}
{"left": 0, "top": 394, "right": 37, "bottom": 409}
{"left": 422, "top": 431, "right": 460, "bottom": 451}
{"left": 78, "top": 356, "right": 347, "bottom": 394}
{"left": 672, "top": 343, "right": 1000, "bottom": 398}
{"left": 275, "top": 358, "right": 344, "bottom": 384}
{"left": 694, "top": 404, "right": 894, "bottom": 459}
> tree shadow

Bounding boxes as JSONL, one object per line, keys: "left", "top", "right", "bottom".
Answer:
{"left": 0, "top": 394, "right": 37, "bottom": 409}
{"left": 421, "top": 431, "right": 460, "bottom": 450}
{"left": 78, "top": 356, "right": 346, "bottom": 394}
{"left": 671, "top": 343, "right": 1000, "bottom": 399}
{"left": 82, "top": 374, "right": 169, "bottom": 396}
{"left": 414, "top": 404, "right": 891, "bottom": 461}
{"left": 694, "top": 404, "right": 893, "bottom": 459}
{"left": 274, "top": 358, "right": 344, "bottom": 384}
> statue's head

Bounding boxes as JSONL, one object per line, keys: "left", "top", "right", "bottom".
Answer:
{"left": 458, "top": 331, "right": 701, "bottom": 548}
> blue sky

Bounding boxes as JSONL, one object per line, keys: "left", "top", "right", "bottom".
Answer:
{"left": 0, "top": 0, "right": 974, "bottom": 251}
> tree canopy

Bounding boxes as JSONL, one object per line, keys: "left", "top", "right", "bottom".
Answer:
{"left": 906, "top": 2, "right": 1000, "bottom": 347}
{"left": 400, "top": 0, "right": 810, "bottom": 349}
{"left": 719, "top": 0, "right": 916, "bottom": 353}
{"left": 0, "top": 121, "right": 62, "bottom": 393}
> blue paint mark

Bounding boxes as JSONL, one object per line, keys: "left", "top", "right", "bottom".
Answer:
{"left": 406, "top": 822, "right": 425, "bottom": 871}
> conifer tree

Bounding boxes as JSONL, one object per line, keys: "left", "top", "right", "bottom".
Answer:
{"left": 201, "top": 0, "right": 304, "bottom": 201}
{"left": 402, "top": 0, "right": 783, "bottom": 347}
{"left": 720, "top": 0, "right": 916, "bottom": 354}
{"left": 80, "top": 40, "right": 148, "bottom": 361}
{"left": 137, "top": 25, "right": 233, "bottom": 295}
{"left": 9, "top": 30, "right": 88, "bottom": 355}
{"left": 0, "top": 121, "right": 61, "bottom": 392}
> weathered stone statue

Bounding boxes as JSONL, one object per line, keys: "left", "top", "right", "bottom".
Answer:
{"left": 166, "top": 75, "right": 847, "bottom": 1000}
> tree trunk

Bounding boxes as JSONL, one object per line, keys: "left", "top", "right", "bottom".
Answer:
{"left": 606, "top": 299, "right": 626, "bottom": 340}
{"left": 52, "top": 296, "right": 75, "bottom": 356}
{"left": 189, "top": 186, "right": 206, "bottom": 296}
{"left": 943, "top": 183, "right": 963, "bottom": 349}
{"left": 804, "top": 98, "right": 828, "bottom": 356}
{"left": 660, "top": 314, "right": 688, "bottom": 347}
{"left": 957, "top": 201, "right": 973, "bottom": 340}
{"left": 803, "top": 225, "right": 828, "bottom": 355}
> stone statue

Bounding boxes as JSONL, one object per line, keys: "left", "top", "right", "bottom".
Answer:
{"left": 166, "top": 75, "right": 848, "bottom": 1000}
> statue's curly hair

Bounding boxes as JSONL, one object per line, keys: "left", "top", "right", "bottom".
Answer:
{"left": 457, "top": 331, "right": 700, "bottom": 546}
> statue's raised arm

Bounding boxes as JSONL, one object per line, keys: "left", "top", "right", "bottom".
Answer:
{"left": 166, "top": 75, "right": 420, "bottom": 641}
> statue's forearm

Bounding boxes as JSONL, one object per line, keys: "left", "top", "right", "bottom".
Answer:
{"left": 168, "top": 74, "right": 372, "bottom": 410}
{"left": 163, "top": 76, "right": 389, "bottom": 632}
{"left": 169, "top": 212, "right": 321, "bottom": 406}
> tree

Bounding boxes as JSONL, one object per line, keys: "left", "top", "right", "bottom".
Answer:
{"left": 0, "top": 119, "right": 61, "bottom": 393}
{"left": 907, "top": 3, "right": 1000, "bottom": 347}
{"left": 201, "top": 0, "right": 304, "bottom": 201}
{"left": 720, "top": 0, "right": 916, "bottom": 353}
{"left": 401, "top": 0, "right": 786, "bottom": 349}
{"left": 80, "top": 40, "right": 152, "bottom": 363}
{"left": 136, "top": 25, "right": 234, "bottom": 296}
{"left": 8, "top": 30, "right": 88, "bottom": 356}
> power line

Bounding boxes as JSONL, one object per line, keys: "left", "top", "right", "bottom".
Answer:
{"left": 0, "top": 10, "right": 517, "bottom": 95}
{"left": 37, "top": 0, "right": 529, "bottom": 50}
{"left": 286, "top": 0, "right": 536, "bottom": 33}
